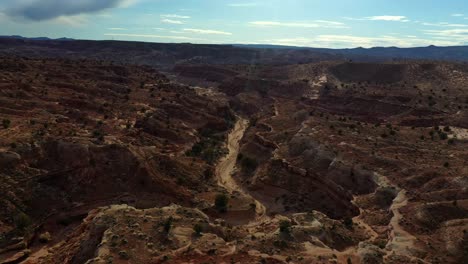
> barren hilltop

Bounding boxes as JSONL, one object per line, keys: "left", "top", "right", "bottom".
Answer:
{"left": 0, "top": 40, "right": 467, "bottom": 264}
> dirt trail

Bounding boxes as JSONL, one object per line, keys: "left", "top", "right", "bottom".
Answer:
{"left": 216, "top": 118, "right": 248, "bottom": 193}
{"left": 215, "top": 118, "right": 268, "bottom": 222}
{"left": 384, "top": 189, "right": 418, "bottom": 258}
{"left": 373, "top": 173, "right": 420, "bottom": 261}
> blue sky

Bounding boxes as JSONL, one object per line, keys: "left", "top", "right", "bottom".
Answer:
{"left": 1, "top": 0, "right": 468, "bottom": 48}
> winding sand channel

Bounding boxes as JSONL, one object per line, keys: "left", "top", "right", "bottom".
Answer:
{"left": 215, "top": 118, "right": 267, "bottom": 223}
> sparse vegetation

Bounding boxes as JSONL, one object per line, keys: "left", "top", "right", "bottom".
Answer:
{"left": 186, "top": 128, "right": 226, "bottom": 164}
{"left": 215, "top": 193, "right": 229, "bottom": 213}
{"left": 279, "top": 220, "right": 292, "bottom": 235}
{"left": 238, "top": 154, "right": 258, "bottom": 174}
{"left": 2, "top": 119, "right": 11, "bottom": 129}
{"left": 163, "top": 217, "right": 173, "bottom": 233}
{"left": 193, "top": 223, "right": 203, "bottom": 236}
{"left": 343, "top": 217, "right": 353, "bottom": 229}
{"left": 119, "top": 250, "right": 130, "bottom": 260}
{"left": 13, "top": 212, "right": 31, "bottom": 231}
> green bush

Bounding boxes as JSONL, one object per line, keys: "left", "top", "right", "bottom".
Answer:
{"left": 438, "top": 132, "right": 448, "bottom": 140}
{"left": 203, "top": 168, "right": 213, "bottom": 179}
{"left": 186, "top": 137, "right": 223, "bottom": 165}
{"left": 215, "top": 193, "right": 229, "bottom": 213}
{"left": 343, "top": 217, "right": 353, "bottom": 229}
{"left": 14, "top": 212, "right": 31, "bottom": 231}
{"left": 193, "top": 223, "right": 203, "bottom": 236}
{"left": 163, "top": 217, "right": 173, "bottom": 233}
{"left": 119, "top": 250, "right": 130, "bottom": 260}
{"left": 2, "top": 119, "right": 11, "bottom": 129}
{"left": 279, "top": 220, "right": 291, "bottom": 235}
{"left": 239, "top": 155, "right": 258, "bottom": 173}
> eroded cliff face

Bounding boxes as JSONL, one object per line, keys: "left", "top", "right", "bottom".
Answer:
{"left": 1, "top": 56, "right": 467, "bottom": 264}
{"left": 0, "top": 57, "right": 236, "bottom": 261}
{"left": 185, "top": 61, "right": 468, "bottom": 263}
{"left": 24, "top": 204, "right": 369, "bottom": 264}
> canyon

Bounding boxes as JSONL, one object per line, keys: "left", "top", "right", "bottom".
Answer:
{"left": 0, "top": 41, "right": 467, "bottom": 263}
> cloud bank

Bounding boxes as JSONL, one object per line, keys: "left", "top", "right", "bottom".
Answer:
{"left": 5, "top": 0, "right": 133, "bottom": 21}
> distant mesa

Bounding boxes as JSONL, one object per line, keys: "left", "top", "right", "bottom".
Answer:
{"left": 0, "top": 35, "right": 74, "bottom": 41}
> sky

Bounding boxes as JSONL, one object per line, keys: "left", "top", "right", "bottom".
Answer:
{"left": 1, "top": 0, "right": 468, "bottom": 48}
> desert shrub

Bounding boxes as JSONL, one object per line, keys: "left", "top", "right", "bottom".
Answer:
{"left": 343, "top": 217, "right": 353, "bottom": 229}
{"left": 14, "top": 212, "right": 31, "bottom": 231}
{"left": 239, "top": 155, "right": 258, "bottom": 173}
{"left": 163, "top": 217, "right": 173, "bottom": 233}
{"left": 203, "top": 168, "right": 213, "bottom": 179}
{"left": 119, "top": 250, "right": 130, "bottom": 260}
{"left": 2, "top": 119, "right": 11, "bottom": 129}
{"left": 193, "top": 223, "right": 203, "bottom": 236}
{"left": 279, "top": 220, "right": 291, "bottom": 235}
{"left": 273, "top": 240, "right": 288, "bottom": 248}
{"left": 438, "top": 132, "right": 448, "bottom": 140}
{"left": 92, "top": 130, "right": 105, "bottom": 141}
{"left": 215, "top": 193, "right": 229, "bottom": 213}
{"left": 186, "top": 134, "right": 224, "bottom": 165}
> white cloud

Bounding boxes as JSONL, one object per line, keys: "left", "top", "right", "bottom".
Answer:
{"left": 314, "top": 20, "right": 346, "bottom": 26}
{"left": 262, "top": 35, "right": 457, "bottom": 48}
{"left": 366, "top": 16, "right": 409, "bottom": 22}
{"left": 108, "top": 27, "right": 127, "bottom": 30}
{"left": 161, "top": 14, "right": 190, "bottom": 19}
{"left": 161, "top": 19, "right": 184, "bottom": 24}
{"left": 249, "top": 20, "right": 347, "bottom": 29}
{"left": 452, "top": 14, "right": 464, "bottom": 17}
{"left": 183, "top": 28, "right": 232, "bottom": 35}
{"left": 345, "top": 15, "right": 409, "bottom": 22}
{"left": 421, "top": 22, "right": 468, "bottom": 27}
{"left": 54, "top": 15, "right": 87, "bottom": 27}
{"left": 228, "top": 2, "right": 258, "bottom": 7}
{"left": 423, "top": 28, "right": 468, "bottom": 42}
{"left": 249, "top": 21, "right": 318, "bottom": 27}
{"left": 97, "top": 12, "right": 112, "bottom": 18}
